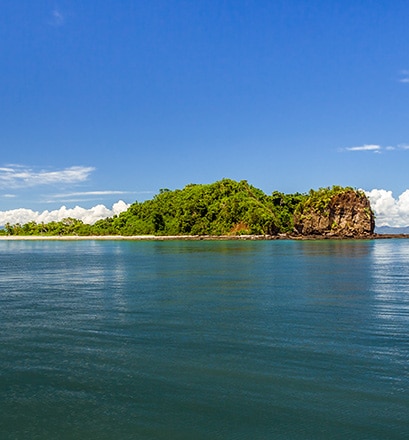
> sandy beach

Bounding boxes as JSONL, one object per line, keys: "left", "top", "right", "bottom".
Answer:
{"left": 1, "top": 234, "right": 404, "bottom": 241}
{"left": 0, "top": 234, "right": 274, "bottom": 241}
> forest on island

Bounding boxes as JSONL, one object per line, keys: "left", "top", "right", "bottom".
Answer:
{"left": 0, "top": 179, "right": 360, "bottom": 237}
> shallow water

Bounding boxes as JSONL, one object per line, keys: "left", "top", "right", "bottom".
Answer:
{"left": 1, "top": 239, "right": 408, "bottom": 439}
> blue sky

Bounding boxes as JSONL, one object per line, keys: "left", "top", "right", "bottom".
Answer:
{"left": 1, "top": 1, "right": 409, "bottom": 225}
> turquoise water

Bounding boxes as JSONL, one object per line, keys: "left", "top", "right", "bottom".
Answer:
{"left": 0, "top": 239, "right": 408, "bottom": 439}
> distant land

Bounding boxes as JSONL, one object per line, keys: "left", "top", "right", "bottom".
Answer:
{"left": 375, "top": 226, "right": 409, "bottom": 234}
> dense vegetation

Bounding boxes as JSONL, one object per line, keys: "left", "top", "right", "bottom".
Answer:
{"left": 297, "top": 185, "right": 355, "bottom": 211}
{"left": 0, "top": 180, "right": 363, "bottom": 236}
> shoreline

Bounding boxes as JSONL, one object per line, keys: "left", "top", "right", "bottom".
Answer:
{"left": 0, "top": 234, "right": 279, "bottom": 241}
{"left": 0, "top": 233, "right": 408, "bottom": 241}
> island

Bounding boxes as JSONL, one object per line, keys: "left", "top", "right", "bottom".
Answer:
{"left": 0, "top": 179, "right": 378, "bottom": 239}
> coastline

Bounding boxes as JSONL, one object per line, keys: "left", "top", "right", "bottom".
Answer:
{"left": 0, "top": 234, "right": 408, "bottom": 241}
{"left": 0, "top": 234, "right": 275, "bottom": 241}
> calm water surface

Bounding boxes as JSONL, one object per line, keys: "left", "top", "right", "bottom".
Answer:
{"left": 0, "top": 239, "right": 408, "bottom": 439}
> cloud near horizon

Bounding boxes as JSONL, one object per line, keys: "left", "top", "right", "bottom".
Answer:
{"left": 0, "top": 201, "right": 130, "bottom": 226}
{"left": 0, "top": 165, "right": 95, "bottom": 188}
{"left": 365, "top": 189, "right": 409, "bottom": 227}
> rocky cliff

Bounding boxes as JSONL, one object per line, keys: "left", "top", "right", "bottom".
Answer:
{"left": 293, "top": 189, "right": 375, "bottom": 237}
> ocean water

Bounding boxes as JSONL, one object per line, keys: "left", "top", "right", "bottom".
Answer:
{"left": 0, "top": 239, "right": 408, "bottom": 439}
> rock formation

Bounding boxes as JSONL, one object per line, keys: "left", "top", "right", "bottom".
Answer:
{"left": 293, "top": 189, "right": 375, "bottom": 237}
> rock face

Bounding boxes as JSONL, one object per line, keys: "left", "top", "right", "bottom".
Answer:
{"left": 294, "top": 190, "right": 375, "bottom": 237}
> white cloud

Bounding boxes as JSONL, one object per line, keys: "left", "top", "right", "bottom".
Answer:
{"left": 54, "top": 191, "right": 131, "bottom": 198}
{"left": 0, "top": 165, "right": 95, "bottom": 188}
{"left": 112, "top": 200, "right": 130, "bottom": 216}
{"left": 366, "top": 189, "right": 409, "bottom": 227}
{"left": 43, "top": 190, "right": 154, "bottom": 204}
{"left": 48, "top": 190, "right": 142, "bottom": 200}
{"left": 344, "top": 144, "right": 409, "bottom": 153}
{"left": 0, "top": 201, "right": 130, "bottom": 226}
{"left": 345, "top": 144, "right": 382, "bottom": 152}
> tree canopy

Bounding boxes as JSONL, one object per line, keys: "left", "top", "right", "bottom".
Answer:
{"left": 0, "top": 180, "right": 365, "bottom": 236}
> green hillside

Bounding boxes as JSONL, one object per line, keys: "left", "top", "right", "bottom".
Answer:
{"left": 1, "top": 180, "right": 368, "bottom": 237}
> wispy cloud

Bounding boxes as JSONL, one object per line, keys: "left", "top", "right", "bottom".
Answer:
{"left": 49, "top": 9, "right": 65, "bottom": 27}
{"left": 0, "top": 165, "right": 95, "bottom": 188}
{"left": 343, "top": 144, "right": 409, "bottom": 153}
{"left": 345, "top": 144, "right": 382, "bottom": 152}
{"left": 52, "top": 190, "right": 133, "bottom": 198}
{"left": 399, "top": 70, "right": 409, "bottom": 83}
{"left": 45, "top": 190, "right": 154, "bottom": 203}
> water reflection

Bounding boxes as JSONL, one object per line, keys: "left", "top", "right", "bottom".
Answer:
{"left": 370, "top": 240, "right": 409, "bottom": 324}
{"left": 297, "top": 239, "right": 372, "bottom": 258}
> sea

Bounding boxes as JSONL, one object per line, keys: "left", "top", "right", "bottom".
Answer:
{"left": 0, "top": 239, "right": 408, "bottom": 439}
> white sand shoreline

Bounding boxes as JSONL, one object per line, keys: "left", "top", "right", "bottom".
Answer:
{"left": 0, "top": 234, "right": 272, "bottom": 241}
{"left": 0, "top": 234, "right": 402, "bottom": 241}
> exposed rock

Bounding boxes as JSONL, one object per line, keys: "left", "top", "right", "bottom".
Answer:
{"left": 294, "top": 190, "right": 375, "bottom": 237}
